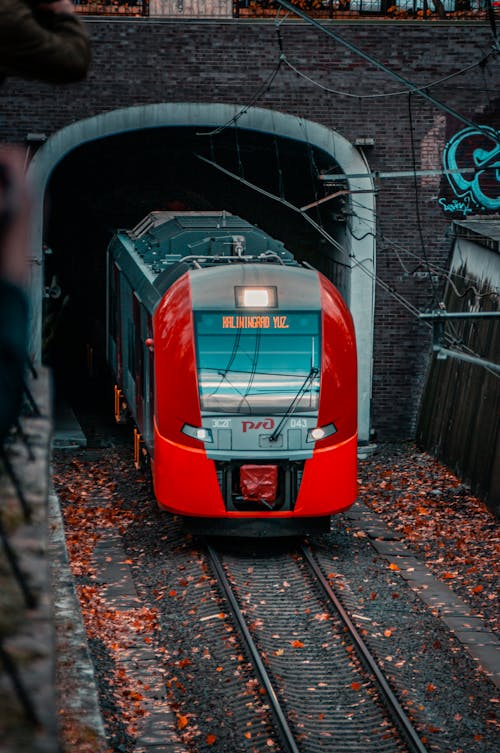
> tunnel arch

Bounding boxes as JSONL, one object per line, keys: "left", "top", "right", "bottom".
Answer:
{"left": 28, "top": 103, "right": 375, "bottom": 442}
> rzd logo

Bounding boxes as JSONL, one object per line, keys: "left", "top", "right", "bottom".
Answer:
{"left": 242, "top": 418, "right": 275, "bottom": 433}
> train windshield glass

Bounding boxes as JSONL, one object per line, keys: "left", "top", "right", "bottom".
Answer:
{"left": 194, "top": 311, "right": 321, "bottom": 414}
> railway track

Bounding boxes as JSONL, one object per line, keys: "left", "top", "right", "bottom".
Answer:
{"left": 206, "top": 542, "right": 429, "bottom": 753}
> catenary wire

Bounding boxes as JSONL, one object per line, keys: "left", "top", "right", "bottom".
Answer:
{"left": 281, "top": 50, "right": 496, "bottom": 100}
{"left": 273, "top": 0, "right": 500, "bottom": 146}
{"left": 196, "top": 156, "right": 499, "bottom": 376}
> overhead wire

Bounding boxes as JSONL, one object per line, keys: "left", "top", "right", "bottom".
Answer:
{"left": 196, "top": 3, "right": 499, "bottom": 376}
{"left": 195, "top": 153, "right": 435, "bottom": 324}
{"left": 196, "top": 154, "right": 499, "bottom": 377}
{"left": 281, "top": 50, "right": 496, "bottom": 100}
{"left": 371, "top": 229, "right": 500, "bottom": 296}
{"left": 273, "top": 0, "right": 500, "bottom": 145}
{"left": 197, "top": 16, "right": 286, "bottom": 138}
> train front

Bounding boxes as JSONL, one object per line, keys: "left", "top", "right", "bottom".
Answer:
{"left": 152, "top": 263, "right": 358, "bottom": 535}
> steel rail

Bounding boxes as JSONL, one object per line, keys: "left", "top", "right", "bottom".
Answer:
{"left": 301, "top": 545, "right": 429, "bottom": 753}
{"left": 205, "top": 544, "right": 301, "bottom": 753}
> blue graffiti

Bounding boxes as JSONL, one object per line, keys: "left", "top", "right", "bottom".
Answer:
{"left": 440, "top": 126, "right": 500, "bottom": 213}
{"left": 438, "top": 196, "right": 473, "bottom": 218}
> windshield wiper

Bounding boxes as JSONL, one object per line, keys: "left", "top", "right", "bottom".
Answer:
{"left": 269, "top": 366, "right": 319, "bottom": 442}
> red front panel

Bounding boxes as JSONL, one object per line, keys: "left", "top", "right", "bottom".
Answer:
{"left": 152, "top": 422, "right": 225, "bottom": 516}
{"left": 151, "top": 269, "right": 357, "bottom": 520}
{"left": 316, "top": 273, "right": 357, "bottom": 448}
{"left": 294, "top": 433, "right": 358, "bottom": 516}
{"left": 152, "top": 272, "right": 224, "bottom": 514}
{"left": 153, "top": 272, "right": 202, "bottom": 449}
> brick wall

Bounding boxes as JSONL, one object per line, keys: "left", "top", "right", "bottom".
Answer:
{"left": 0, "top": 19, "right": 497, "bottom": 439}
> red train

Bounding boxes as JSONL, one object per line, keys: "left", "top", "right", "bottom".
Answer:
{"left": 107, "top": 212, "right": 357, "bottom": 535}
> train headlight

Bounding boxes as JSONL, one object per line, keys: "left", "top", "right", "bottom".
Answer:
{"left": 307, "top": 423, "right": 337, "bottom": 443}
{"left": 235, "top": 286, "right": 277, "bottom": 308}
{"left": 181, "top": 423, "right": 214, "bottom": 443}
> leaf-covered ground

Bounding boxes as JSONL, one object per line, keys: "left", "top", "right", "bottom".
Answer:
{"left": 358, "top": 442, "right": 499, "bottom": 635}
{"left": 53, "top": 442, "right": 499, "bottom": 752}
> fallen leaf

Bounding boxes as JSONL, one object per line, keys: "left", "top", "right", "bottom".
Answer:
{"left": 314, "top": 613, "right": 330, "bottom": 622}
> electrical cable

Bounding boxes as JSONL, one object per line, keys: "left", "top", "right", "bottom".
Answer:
{"left": 376, "top": 232, "right": 500, "bottom": 296}
{"left": 197, "top": 19, "right": 286, "bottom": 138}
{"left": 196, "top": 155, "right": 499, "bottom": 379}
{"left": 281, "top": 50, "right": 496, "bottom": 100}
{"left": 273, "top": 0, "right": 500, "bottom": 146}
{"left": 195, "top": 153, "right": 436, "bottom": 325}
{"left": 196, "top": 57, "right": 283, "bottom": 137}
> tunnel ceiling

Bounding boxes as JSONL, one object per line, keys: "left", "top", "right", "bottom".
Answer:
{"left": 43, "top": 125, "right": 347, "bottom": 379}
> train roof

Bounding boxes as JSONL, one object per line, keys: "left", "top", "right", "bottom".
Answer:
{"left": 115, "top": 211, "right": 297, "bottom": 273}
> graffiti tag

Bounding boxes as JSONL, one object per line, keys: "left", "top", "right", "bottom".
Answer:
{"left": 438, "top": 197, "right": 473, "bottom": 217}
{"left": 439, "top": 126, "right": 500, "bottom": 215}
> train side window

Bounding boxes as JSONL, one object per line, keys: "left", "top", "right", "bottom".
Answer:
{"left": 127, "top": 319, "right": 135, "bottom": 375}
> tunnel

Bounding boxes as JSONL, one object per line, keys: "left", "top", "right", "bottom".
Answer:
{"left": 28, "top": 104, "right": 375, "bottom": 441}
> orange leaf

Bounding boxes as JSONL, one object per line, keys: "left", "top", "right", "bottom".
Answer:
{"left": 169, "top": 589, "right": 178, "bottom": 597}
{"left": 244, "top": 731, "right": 252, "bottom": 739}
{"left": 442, "top": 572, "right": 455, "bottom": 579}
{"left": 351, "top": 681, "right": 361, "bottom": 691}
{"left": 177, "top": 715, "right": 188, "bottom": 730}
{"left": 384, "top": 629, "right": 393, "bottom": 637}
{"left": 314, "top": 613, "right": 329, "bottom": 622}
{"left": 388, "top": 563, "right": 400, "bottom": 571}
{"left": 291, "top": 640, "right": 304, "bottom": 648}
{"left": 206, "top": 734, "right": 217, "bottom": 745}
{"left": 426, "top": 683, "right": 437, "bottom": 693}
{"left": 471, "top": 585, "right": 483, "bottom": 593}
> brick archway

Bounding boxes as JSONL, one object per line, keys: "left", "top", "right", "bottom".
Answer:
{"left": 28, "top": 103, "right": 375, "bottom": 442}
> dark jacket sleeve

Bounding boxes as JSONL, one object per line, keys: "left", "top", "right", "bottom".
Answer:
{"left": 0, "top": 1, "right": 91, "bottom": 84}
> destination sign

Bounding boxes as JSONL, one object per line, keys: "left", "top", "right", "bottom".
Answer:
{"left": 222, "top": 315, "right": 289, "bottom": 329}
{"left": 195, "top": 311, "right": 320, "bottom": 336}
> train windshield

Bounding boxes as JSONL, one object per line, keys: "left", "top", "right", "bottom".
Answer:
{"left": 194, "top": 311, "right": 321, "bottom": 414}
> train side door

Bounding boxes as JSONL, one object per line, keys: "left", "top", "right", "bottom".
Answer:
{"left": 144, "top": 314, "right": 154, "bottom": 448}
{"left": 133, "top": 293, "right": 144, "bottom": 429}
{"left": 111, "top": 262, "right": 123, "bottom": 385}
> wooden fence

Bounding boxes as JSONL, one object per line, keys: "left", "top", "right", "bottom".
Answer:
{"left": 417, "top": 222, "right": 500, "bottom": 516}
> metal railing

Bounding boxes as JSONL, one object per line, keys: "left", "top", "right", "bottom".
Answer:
{"left": 234, "top": 0, "right": 488, "bottom": 17}
{"left": 73, "top": 0, "right": 492, "bottom": 18}
{"left": 74, "top": 1, "right": 148, "bottom": 15}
